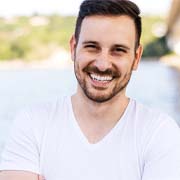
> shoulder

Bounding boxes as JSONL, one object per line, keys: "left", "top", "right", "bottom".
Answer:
{"left": 10, "top": 96, "right": 71, "bottom": 141}
{"left": 131, "top": 99, "right": 178, "bottom": 129}
{"left": 131, "top": 99, "right": 180, "bottom": 154}
{"left": 15, "top": 96, "right": 70, "bottom": 125}
{"left": 0, "top": 94, "right": 71, "bottom": 174}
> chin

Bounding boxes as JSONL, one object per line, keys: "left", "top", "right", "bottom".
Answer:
{"left": 84, "top": 90, "right": 117, "bottom": 103}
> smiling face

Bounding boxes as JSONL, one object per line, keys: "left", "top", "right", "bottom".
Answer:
{"left": 70, "top": 15, "right": 142, "bottom": 103}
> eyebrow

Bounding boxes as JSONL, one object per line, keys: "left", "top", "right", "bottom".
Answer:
{"left": 82, "top": 41, "right": 99, "bottom": 45}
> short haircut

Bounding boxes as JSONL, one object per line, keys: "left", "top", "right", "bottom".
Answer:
{"left": 75, "top": 0, "right": 142, "bottom": 49}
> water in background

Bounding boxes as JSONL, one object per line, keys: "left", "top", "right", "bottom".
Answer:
{"left": 0, "top": 60, "right": 180, "bottom": 154}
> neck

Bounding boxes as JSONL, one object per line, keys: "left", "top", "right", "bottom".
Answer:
{"left": 71, "top": 88, "right": 130, "bottom": 125}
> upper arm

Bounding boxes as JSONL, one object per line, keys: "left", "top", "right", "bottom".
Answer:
{"left": 0, "top": 110, "right": 40, "bottom": 175}
{"left": 0, "top": 170, "right": 40, "bottom": 180}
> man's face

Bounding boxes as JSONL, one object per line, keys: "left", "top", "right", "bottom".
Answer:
{"left": 70, "top": 15, "right": 142, "bottom": 103}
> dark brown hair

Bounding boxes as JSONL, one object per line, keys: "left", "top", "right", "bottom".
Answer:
{"left": 74, "top": 0, "right": 142, "bottom": 48}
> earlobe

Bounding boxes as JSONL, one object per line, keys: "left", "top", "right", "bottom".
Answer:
{"left": 132, "top": 45, "right": 143, "bottom": 70}
{"left": 69, "top": 35, "right": 76, "bottom": 61}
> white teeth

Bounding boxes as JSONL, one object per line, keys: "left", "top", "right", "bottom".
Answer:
{"left": 90, "top": 74, "right": 113, "bottom": 81}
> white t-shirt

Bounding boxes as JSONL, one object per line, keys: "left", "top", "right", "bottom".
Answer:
{"left": 0, "top": 96, "right": 180, "bottom": 180}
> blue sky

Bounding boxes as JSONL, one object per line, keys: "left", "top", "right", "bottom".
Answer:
{"left": 0, "top": 0, "right": 172, "bottom": 17}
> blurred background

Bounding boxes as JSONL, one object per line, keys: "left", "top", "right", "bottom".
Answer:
{"left": 0, "top": 0, "right": 179, "bottom": 155}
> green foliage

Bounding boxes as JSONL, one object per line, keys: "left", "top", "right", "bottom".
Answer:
{"left": 143, "top": 36, "right": 171, "bottom": 57}
{"left": 0, "top": 15, "right": 76, "bottom": 60}
{"left": 141, "top": 16, "right": 171, "bottom": 57}
{"left": 141, "top": 16, "right": 161, "bottom": 46}
{"left": 0, "top": 15, "right": 168, "bottom": 61}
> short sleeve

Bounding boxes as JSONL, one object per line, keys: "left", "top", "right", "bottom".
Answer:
{"left": 142, "top": 115, "right": 180, "bottom": 180}
{"left": 0, "top": 109, "right": 40, "bottom": 174}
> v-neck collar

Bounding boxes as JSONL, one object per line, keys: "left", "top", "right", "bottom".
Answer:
{"left": 68, "top": 96, "right": 133, "bottom": 150}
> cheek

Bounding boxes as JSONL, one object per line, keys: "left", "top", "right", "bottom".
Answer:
{"left": 115, "top": 60, "right": 129, "bottom": 71}
{"left": 114, "top": 59, "right": 134, "bottom": 76}
{"left": 75, "top": 52, "right": 93, "bottom": 69}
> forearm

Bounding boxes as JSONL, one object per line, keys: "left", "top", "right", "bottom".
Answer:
{"left": 0, "top": 170, "right": 44, "bottom": 180}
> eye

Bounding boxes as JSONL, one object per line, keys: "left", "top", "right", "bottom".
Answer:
{"left": 84, "top": 44, "right": 97, "bottom": 49}
{"left": 84, "top": 44, "right": 100, "bottom": 52}
{"left": 115, "top": 48, "right": 127, "bottom": 53}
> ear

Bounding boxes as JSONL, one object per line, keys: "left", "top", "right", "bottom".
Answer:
{"left": 132, "top": 44, "right": 143, "bottom": 71}
{"left": 69, "top": 35, "right": 77, "bottom": 61}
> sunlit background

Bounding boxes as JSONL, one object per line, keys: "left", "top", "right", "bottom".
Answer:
{"left": 0, "top": 0, "right": 172, "bottom": 16}
{"left": 0, "top": 0, "right": 179, "bottom": 156}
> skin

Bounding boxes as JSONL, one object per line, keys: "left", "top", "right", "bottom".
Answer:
{"left": 0, "top": 14, "right": 143, "bottom": 179}
{"left": 70, "top": 15, "right": 143, "bottom": 143}
{"left": 0, "top": 171, "right": 45, "bottom": 180}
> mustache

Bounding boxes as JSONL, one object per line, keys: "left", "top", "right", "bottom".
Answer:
{"left": 83, "top": 66, "right": 120, "bottom": 77}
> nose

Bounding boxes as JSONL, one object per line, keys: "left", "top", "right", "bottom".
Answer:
{"left": 94, "top": 50, "right": 112, "bottom": 72}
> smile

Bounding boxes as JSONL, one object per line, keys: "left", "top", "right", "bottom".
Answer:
{"left": 89, "top": 73, "right": 113, "bottom": 82}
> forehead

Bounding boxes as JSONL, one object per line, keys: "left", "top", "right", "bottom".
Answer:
{"left": 78, "top": 15, "right": 136, "bottom": 47}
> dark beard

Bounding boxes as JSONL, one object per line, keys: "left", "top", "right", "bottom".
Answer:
{"left": 84, "top": 74, "right": 131, "bottom": 103}
{"left": 74, "top": 61, "right": 133, "bottom": 103}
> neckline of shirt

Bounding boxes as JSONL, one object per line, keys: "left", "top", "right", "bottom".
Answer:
{"left": 68, "top": 96, "right": 135, "bottom": 150}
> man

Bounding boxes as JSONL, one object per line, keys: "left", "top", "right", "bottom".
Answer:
{"left": 0, "top": 0, "right": 180, "bottom": 179}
